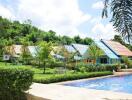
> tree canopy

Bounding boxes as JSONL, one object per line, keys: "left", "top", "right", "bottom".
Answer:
{"left": 102, "top": 0, "right": 132, "bottom": 44}
{"left": 0, "top": 16, "right": 93, "bottom": 46}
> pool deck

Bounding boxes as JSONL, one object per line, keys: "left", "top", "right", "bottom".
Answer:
{"left": 27, "top": 83, "right": 132, "bottom": 100}
{"left": 27, "top": 74, "right": 132, "bottom": 100}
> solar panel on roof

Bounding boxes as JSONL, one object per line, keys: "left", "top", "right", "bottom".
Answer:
{"left": 72, "top": 44, "right": 88, "bottom": 56}
{"left": 95, "top": 41, "right": 119, "bottom": 59}
{"left": 74, "top": 56, "right": 82, "bottom": 60}
{"left": 64, "top": 45, "right": 76, "bottom": 53}
{"left": 28, "top": 46, "right": 38, "bottom": 57}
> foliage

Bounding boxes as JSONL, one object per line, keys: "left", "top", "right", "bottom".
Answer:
{"left": 33, "top": 71, "right": 112, "bottom": 84}
{"left": 0, "top": 16, "right": 93, "bottom": 47}
{"left": 122, "top": 56, "right": 132, "bottom": 68}
{"left": 54, "top": 45, "right": 77, "bottom": 70}
{"left": 0, "top": 38, "right": 13, "bottom": 56}
{"left": 0, "top": 62, "right": 113, "bottom": 84}
{"left": 76, "top": 63, "right": 125, "bottom": 72}
{"left": 88, "top": 43, "right": 104, "bottom": 64}
{"left": 0, "top": 67, "right": 33, "bottom": 100}
{"left": 102, "top": 0, "right": 132, "bottom": 43}
{"left": 47, "top": 60, "right": 64, "bottom": 68}
{"left": 20, "top": 37, "right": 32, "bottom": 64}
{"left": 37, "top": 41, "right": 53, "bottom": 73}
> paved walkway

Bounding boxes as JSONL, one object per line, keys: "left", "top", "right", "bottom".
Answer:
{"left": 27, "top": 83, "right": 132, "bottom": 100}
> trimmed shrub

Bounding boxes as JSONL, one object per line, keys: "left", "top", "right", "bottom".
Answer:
{"left": 47, "top": 61, "right": 64, "bottom": 68}
{"left": 0, "top": 67, "right": 34, "bottom": 100}
{"left": 76, "top": 63, "right": 125, "bottom": 72}
{"left": 33, "top": 71, "right": 112, "bottom": 84}
{"left": 122, "top": 56, "right": 132, "bottom": 68}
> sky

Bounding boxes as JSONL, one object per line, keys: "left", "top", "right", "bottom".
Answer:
{"left": 0, "top": 0, "right": 118, "bottom": 40}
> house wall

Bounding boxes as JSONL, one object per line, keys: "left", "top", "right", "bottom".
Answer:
{"left": 97, "top": 56, "right": 120, "bottom": 64}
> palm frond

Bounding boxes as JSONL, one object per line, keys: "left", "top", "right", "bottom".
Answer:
{"left": 102, "top": 0, "right": 132, "bottom": 44}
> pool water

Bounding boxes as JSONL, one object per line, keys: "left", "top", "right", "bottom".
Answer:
{"left": 64, "top": 75, "right": 132, "bottom": 94}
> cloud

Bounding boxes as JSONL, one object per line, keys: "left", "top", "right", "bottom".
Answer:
{"left": 92, "top": 1, "right": 104, "bottom": 9}
{"left": 0, "top": 4, "right": 15, "bottom": 19}
{"left": 89, "top": 16, "right": 118, "bottom": 40}
{"left": 0, "top": 0, "right": 91, "bottom": 38}
{"left": 91, "top": 23, "right": 118, "bottom": 40}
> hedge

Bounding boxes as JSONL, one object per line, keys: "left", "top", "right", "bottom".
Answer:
{"left": 0, "top": 67, "right": 34, "bottom": 100}
{"left": 76, "top": 63, "right": 125, "bottom": 72}
{"left": 33, "top": 71, "right": 112, "bottom": 84}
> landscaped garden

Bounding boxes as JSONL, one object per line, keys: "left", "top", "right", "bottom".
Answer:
{"left": 0, "top": 62, "right": 113, "bottom": 84}
{"left": 1, "top": 58, "right": 132, "bottom": 85}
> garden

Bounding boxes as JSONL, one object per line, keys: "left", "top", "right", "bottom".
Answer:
{"left": 0, "top": 16, "right": 132, "bottom": 100}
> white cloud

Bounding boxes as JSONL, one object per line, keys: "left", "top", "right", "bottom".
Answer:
{"left": 0, "top": 4, "right": 15, "bottom": 19}
{"left": 91, "top": 23, "right": 118, "bottom": 40}
{"left": 0, "top": 0, "right": 91, "bottom": 38}
{"left": 89, "top": 16, "right": 118, "bottom": 40}
{"left": 92, "top": 1, "right": 104, "bottom": 9}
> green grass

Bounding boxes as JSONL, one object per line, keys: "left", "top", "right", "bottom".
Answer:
{"left": 0, "top": 62, "right": 112, "bottom": 84}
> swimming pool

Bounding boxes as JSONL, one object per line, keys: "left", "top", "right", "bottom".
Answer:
{"left": 64, "top": 74, "right": 132, "bottom": 94}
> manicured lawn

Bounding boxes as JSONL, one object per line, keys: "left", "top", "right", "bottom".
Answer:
{"left": 0, "top": 62, "right": 112, "bottom": 84}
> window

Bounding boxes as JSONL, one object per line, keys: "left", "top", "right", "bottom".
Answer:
{"left": 100, "top": 58, "right": 107, "bottom": 64}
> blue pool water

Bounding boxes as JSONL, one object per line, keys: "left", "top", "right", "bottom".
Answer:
{"left": 64, "top": 75, "right": 132, "bottom": 94}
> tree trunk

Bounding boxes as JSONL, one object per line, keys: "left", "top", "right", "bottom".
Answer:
{"left": 38, "top": 58, "right": 40, "bottom": 67}
{"left": 43, "top": 61, "right": 46, "bottom": 74}
{"left": 64, "top": 59, "right": 67, "bottom": 73}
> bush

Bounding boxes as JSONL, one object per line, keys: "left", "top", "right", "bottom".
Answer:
{"left": 0, "top": 67, "right": 34, "bottom": 100}
{"left": 33, "top": 71, "right": 112, "bottom": 84}
{"left": 122, "top": 56, "right": 132, "bottom": 68}
{"left": 76, "top": 63, "right": 125, "bottom": 72}
{"left": 47, "top": 61, "right": 64, "bottom": 68}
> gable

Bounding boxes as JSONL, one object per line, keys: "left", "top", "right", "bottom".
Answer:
{"left": 64, "top": 45, "right": 76, "bottom": 53}
{"left": 28, "top": 46, "right": 38, "bottom": 57}
{"left": 95, "top": 41, "right": 119, "bottom": 59}
{"left": 72, "top": 44, "right": 88, "bottom": 56}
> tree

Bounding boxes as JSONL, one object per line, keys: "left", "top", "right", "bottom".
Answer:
{"left": 83, "top": 37, "right": 94, "bottom": 45}
{"left": 0, "top": 38, "right": 13, "bottom": 56}
{"left": 0, "top": 16, "right": 94, "bottom": 46}
{"left": 88, "top": 44, "right": 103, "bottom": 64}
{"left": 74, "top": 35, "right": 82, "bottom": 44}
{"left": 122, "top": 56, "right": 132, "bottom": 68}
{"left": 20, "top": 37, "right": 31, "bottom": 64}
{"left": 54, "top": 45, "right": 76, "bottom": 70}
{"left": 37, "top": 41, "right": 53, "bottom": 74}
{"left": 102, "top": 0, "right": 132, "bottom": 44}
{"left": 61, "top": 36, "right": 74, "bottom": 45}
{"left": 113, "top": 35, "right": 125, "bottom": 45}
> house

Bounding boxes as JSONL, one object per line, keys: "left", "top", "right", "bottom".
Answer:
{"left": 5, "top": 45, "right": 38, "bottom": 58}
{"left": 11, "top": 45, "right": 23, "bottom": 58}
{"left": 53, "top": 40, "right": 132, "bottom": 64}
{"left": 27, "top": 46, "right": 38, "bottom": 57}
{"left": 95, "top": 40, "right": 132, "bottom": 64}
{"left": 51, "top": 46, "right": 65, "bottom": 60}
{"left": 8, "top": 40, "right": 131, "bottom": 65}
{"left": 52, "top": 44, "right": 90, "bottom": 62}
